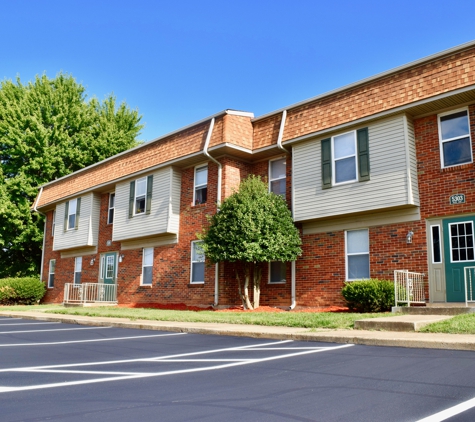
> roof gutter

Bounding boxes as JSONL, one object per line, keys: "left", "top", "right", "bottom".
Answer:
{"left": 202, "top": 117, "right": 221, "bottom": 307}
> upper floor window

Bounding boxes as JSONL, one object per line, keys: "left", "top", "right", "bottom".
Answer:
{"left": 108, "top": 193, "right": 115, "bottom": 224}
{"left": 321, "top": 128, "right": 369, "bottom": 189}
{"left": 346, "top": 229, "right": 370, "bottom": 280}
{"left": 194, "top": 166, "right": 208, "bottom": 205}
{"left": 142, "top": 247, "right": 153, "bottom": 286}
{"left": 269, "top": 158, "right": 286, "bottom": 197}
{"left": 191, "top": 241, "right": 205, "bottom": 283}
{"left": 128, "top": 175, "right": 153, "bottom": 217}
{"left": 74, "top": 257, "right": 82, "bottom": 284}
{"left": 65, "top": 198, "right": 81, "bottom": 231}
{"left": 48, "top": 259, "right": 56, "bottom": 288}
{"left": 439, "top": 109, "right": 472, "bottom": 168}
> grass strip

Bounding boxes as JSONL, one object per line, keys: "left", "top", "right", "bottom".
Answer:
{"left": 419, "top": 313, "right": 475, "bottom": 334}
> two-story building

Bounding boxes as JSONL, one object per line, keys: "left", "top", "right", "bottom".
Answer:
{"left": 33, "top": 41, "right": 475, "bottom": 308}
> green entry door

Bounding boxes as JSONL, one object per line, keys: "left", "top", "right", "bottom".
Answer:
{"left": 103, "top": 252, "right": 117, "bottom": 285}
{"left": 443, "top": 217, "right": 475, "bottom": 302}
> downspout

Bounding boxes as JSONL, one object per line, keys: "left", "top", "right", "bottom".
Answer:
{"left": 33, "top": 187, "right": 46, "bottom": 283}
{"left": 276, "top": 111, "right": 297, "bottom": 311}
{"left": 203, "top": 117, "right": 221, "bottom": 307}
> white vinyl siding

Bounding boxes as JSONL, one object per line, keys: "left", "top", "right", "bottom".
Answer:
{"left": 293, "top": 115, "right": 419, "bottom": 222}
{"left": 113, "top": 167, "right": 181, "bottom": 242}
{"left": 53, "top": 193, "right": 101, "bottom": 251}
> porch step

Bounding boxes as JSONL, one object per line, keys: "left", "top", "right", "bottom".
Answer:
{"left": 354, "top": 315, "right": 453, "bottom": 332}
{"left": 393, "top": 306, "right": 475, "bottom": 315}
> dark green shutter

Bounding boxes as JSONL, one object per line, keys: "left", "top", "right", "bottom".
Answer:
{"left": 357, "top": 128, "right": 370, "bottom": 181}
{"left": 321, "top": 138, "right": 332, "bottom": 189}
{"left": 64, "top": 201, "right": 69, "bottom": 231}
{"left": 75, "top": 198, "right": 81, "bottom": 230}
{"left": 146, "top": 175, "right": 153, "bottom": 215}
{"left": 129, "top": 181, "right": 135, "bottom": 218}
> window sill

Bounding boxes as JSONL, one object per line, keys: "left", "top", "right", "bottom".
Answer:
{"left": 191, "top": 202, "right": 207, "bottom": 208}
{"left": 268, "top": 281, "right": 286, "bottom": 285}
{"left": 441, "top": 162, "right": 473, "bottom": 172}
{"left": 188, "top": 282, "right": 205, "bottom": 287}
{"left": 139, "top": 284, "right": 153, "bottom": 288}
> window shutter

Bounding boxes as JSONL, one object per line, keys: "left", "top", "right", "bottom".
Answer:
{"left": 75, "top": 198, "right": 81, "bottom": 230}
{"left": 321, "top": 138, "right": 332, "bottom": 189}
{"left": 357, "top": 128, "right": 370, "bottom": 181}
{"left": 146, "top": 175, "right": 153, "bottom": 215}
{"left": 129, "top": 181, "right": 135, "bottom": 218}
{"left": 64, "top": 201, "right": 69, "bottom": 232}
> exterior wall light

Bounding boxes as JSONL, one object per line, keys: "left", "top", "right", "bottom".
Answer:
{"left": 406, "top": 231, "right": 414, "bottom": 244}
{"left": 90, "top": 258, "right": 96, "bottom": 266}
{"left": 119, "top": 254, "right": 125, "bottom": 263}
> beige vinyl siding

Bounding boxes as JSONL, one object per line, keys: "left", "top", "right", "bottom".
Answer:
{"left": 293, "top": 115, "right": 420, "bottom": 222}
{"left": 405, "top": 116, "right": 420, "bottom": 206}
{"left": 53, "top": 193, "right": 100, "bottom": 251}
{"left": 167, "top": 168, "right": 181, "bottom": 233}
{"left": 113, "top": 167, "right": 181, "bottom": 242}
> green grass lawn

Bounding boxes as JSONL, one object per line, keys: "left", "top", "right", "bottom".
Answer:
{"left": 0, "top": 305, "right": 390, "bottom": 330}
{"left": 419, "top": 313, "right": 475, "bottom": 334}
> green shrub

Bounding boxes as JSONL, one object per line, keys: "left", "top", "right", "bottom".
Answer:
{"left": 341, "top": 279, "right": 394, "bottom": 313}
{"left": 0, "top": 277, "right": 46, "bottom": 305}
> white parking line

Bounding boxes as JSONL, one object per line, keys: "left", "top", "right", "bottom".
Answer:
{"left": 0, "top": 332, "right": 186, "bottom": 347}
{"left": 0, "top": 322, "right": 60, "bottom": 326}
{"left": 416, "top": 396, "right": 475, "bottom": 421}
{"left": 0, "top": 326, "right": 111, "bottom": 335}
{"left": 0, "top": 341, "right": 354, "bottom": 393}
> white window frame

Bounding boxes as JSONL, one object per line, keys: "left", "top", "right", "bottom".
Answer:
{"left": 67, "top": 198, "right": 77, "bottom": 230}
{"left": 332, "top": 130, "right": 358, "bottom": 185}
{"left": 269, "top": 261, "right": 286, "bottom": 284}
{"left": 448, "top": 221, "right": 475, "bottom": 263}
{"left": 108, "top": 193, "right": 115, "bottom": 224}
{"left": 345, "top": 229, "right": 370, "bottom": 281}
{"left": 190, "top": 241, "right": 205, "bottom": 284}
{"left": 48, "top": 259, "right": 56, "bottom": 288}
{"left": 438, "top": 107, "right": 472, "bottom": 168}
{"left": 430, "top": 224, "right": 442, "bottom": 264}
{"left": 134, "top": 177, "right": 147, "bottom": 215}
{"left": 99, "top": 255, "right": 105, "bottom": 281}
{"left": 141, "top": 247, "right": 154, "bottom": 286}
{"left": 52, "top": 210, "right": 56, "bottom": 236}
{"left": 193, "top": 165, "right": 208, "bottom": 206}
{"left": 74, "top": 257, "right": 82, "bottom": 284}
{"left": 269, "top": 158, "right": 286, "bottom": 197}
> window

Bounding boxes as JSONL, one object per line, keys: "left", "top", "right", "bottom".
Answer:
{"left": 431, "top": 225, "right": 442, "bottom": 264}
{"left": 52, "top": 210, "right": 56, "bottom": 236}
{"left": 194, "top": 166, "right": 208, "bottom": 205}
{"left": 65, "top": 198, "right": 81, "bottom": 230}
{"left": 321, "top": 128, "right": 369, "bottom": 189}
{"left": 439, "top": 109, "right": 472, "bottom": 168}
{"left": 74, "top": 257, "right": 82, "bottom": 284}
{"left": 269, "top": 158, "right": 286, "bottom": 197}
{"left": 108, "top": 193, "right": 115, "bottom": 224}
{"left": 142, "top": 247, "right": 153, "bottom": 286}
{"left": 48, "top": 259, "right": 56, "bottom": 288}
{"left": 128, "top": 175, "right": 153, "bottom": 217}
{"left": 449, "top": 222, "right": 474, "bottom": 262}
{"left": 346, "top": 229, "right": 370, "bottom": 280}
{"left": 191, "top": 241, "right": 205, "bottom": 283}
{"left": 269, "top": 261, "right": 286, "bottom": 283}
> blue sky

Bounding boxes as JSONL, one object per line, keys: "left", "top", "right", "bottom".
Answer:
{"left": 2, "top": 0, "right": 475, "bottom": 142}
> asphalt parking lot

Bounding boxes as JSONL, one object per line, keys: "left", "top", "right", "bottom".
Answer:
{"left": 2, "top": 317, "right": 475, "bottom": 421}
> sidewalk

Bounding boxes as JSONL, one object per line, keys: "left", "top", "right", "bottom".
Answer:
{"left": 2, "top": 310, "right": 475, "bottom": 351}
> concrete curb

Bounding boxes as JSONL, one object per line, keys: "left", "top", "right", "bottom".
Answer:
{"left": 2, "top": 311, "right": 475, "bottom": 351}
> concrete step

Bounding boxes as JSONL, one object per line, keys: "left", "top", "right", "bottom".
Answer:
{"left": 393, "top": 306, "right": 475, "bottom": 315}
{"left": 354, "top": 315, "right": 453, "bottom": 332}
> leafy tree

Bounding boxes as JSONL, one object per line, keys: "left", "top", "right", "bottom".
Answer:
{"left": 0, "top": 73, "right": 143, "bottom": 278}
{"left": 200, "top": 175, "right": 302, "bottom": 309}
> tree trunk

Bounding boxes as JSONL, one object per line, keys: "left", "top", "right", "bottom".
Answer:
{"left": 252, "top": 264, "right": 262, "bottom": 309}
{"left": 236, "top": 272, "right": 246, "bottom": 308}
{"left": 242, "top": 264, "right": 253, "bottom": 310}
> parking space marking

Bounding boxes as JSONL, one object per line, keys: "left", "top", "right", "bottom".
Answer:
{"left": 417, "top": 396, "right": 475, "bottom": 422}
{"left": 0, "top": 331, "right": 186, "bottom": 347}
{"left": 0, "top": 326, "right": 111, "bottom": 335}
{"left": 0, "top": 322, "right": 60, "bottom": 326}
{"left": 0, "top": 341, "right": 354, "bottom": 393}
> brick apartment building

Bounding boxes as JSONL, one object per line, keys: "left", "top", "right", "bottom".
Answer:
{"left": 33, "top": 41, "right": 475, "bottom": 308}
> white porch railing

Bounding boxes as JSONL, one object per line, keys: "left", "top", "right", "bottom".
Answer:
{"left": 464, "top": 267, "right": 475, "bottom": 307}
{"left": 64, "top": 283, "right": 117, "bottom": 304}
{"left": 394, "top": 270, "right": 426, "bottom": 306}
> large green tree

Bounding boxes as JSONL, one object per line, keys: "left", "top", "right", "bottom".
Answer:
{"left": 0, "top": 73, "right": 143, "bottom": 277}
{"left": 200, "top": 175, "right": 302, "bottom": 309}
